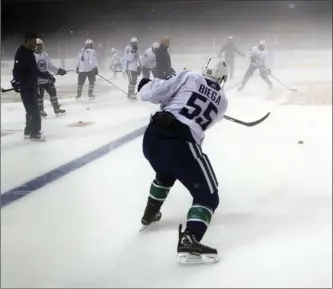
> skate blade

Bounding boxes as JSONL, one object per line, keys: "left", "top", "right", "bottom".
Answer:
{"left": 139, "top": 212, "right": 162, "bottom": 232}
{"left": 176, "top": 253, "right": 219, "bottom": 265}
{"left": 30, "top": 137, "right": 46, "bottom": 142}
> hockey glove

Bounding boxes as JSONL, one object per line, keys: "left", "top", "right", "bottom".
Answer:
{"left": 138, "top": 78, "right": 151, "bottom": 92}
{"left": 46, "top": 72, "right": 56, "bottom": 84}
{"left": 265, "top": 68, "right": 271, "bottom": 75}
{"left": 93, "top": 67, "right": 99, "bottom": 75}
{"left": 58, "top": 68, "right": 67, "bottom": 76}
{"left": 10, "top": 79, "right": 21, "bottom": 93}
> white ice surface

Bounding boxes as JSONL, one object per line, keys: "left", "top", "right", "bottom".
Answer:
{"left": 1, "top": 66, "right": 332, "bottom": 288}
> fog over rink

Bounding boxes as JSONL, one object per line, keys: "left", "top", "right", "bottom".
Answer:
{"left": 1, "top": 0, "right": 332, "bottom": 288}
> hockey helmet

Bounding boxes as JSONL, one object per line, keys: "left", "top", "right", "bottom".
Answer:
{"left": 202, "top": 57, "right": 228, "bottom": 87}
{"left": 130, "top": 37, "right": 138, "bottom": 43}
{"left": 85, "top": 39, "right": 94, "bottom": 48}
{"left": 36, "top": 38, "right": 44, "bottom": 52}
{"left": 152, "top": 42, "right": 160, "bottom": 51}
{"left": 258, "top": 40, "right": 265, "bottom": 50}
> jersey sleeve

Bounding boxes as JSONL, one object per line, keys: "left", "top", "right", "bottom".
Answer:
{"left": 139, "top": 71, "right": 188, "bottom": 104}
{"left": 46, "top": 53, "right": 59, "bottom": 74}
{"left": 76, "top": 50, "right": 82, "bottom": 68}
{"left": 91, "top": 50, "right": 98, "bottom": 68}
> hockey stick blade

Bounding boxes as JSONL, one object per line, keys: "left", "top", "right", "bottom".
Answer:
{"left": 224, "top": 112, "right": 270, "bottom": 127}
{"left": 269, "top": 74, "right": 298, "bottom": 92}
{"left": 1, "top": 87, "right": 14, "bottom": 93}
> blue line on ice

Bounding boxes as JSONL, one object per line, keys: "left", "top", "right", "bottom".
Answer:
{"left": 1, "top": 126, "right": 146, "bottom": 208}
{"left": 1, "top": 82, "right": 239, "bottom": 208}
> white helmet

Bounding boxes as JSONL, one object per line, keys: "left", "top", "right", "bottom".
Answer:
{"left": 36, "top": 38, "right": 44, "bottom": 45}
{"left": 258, "top": 39, "right": 265, "bottom": 51}
{"left": 152, "top": 42, "right": 160, "bottom": 51}
{"left": 111, "top": 47, "right": 116, "bottom": 53}
{"left": 201, "top": 57, "right": 228, "bottom": 86}
{"left": 85, "top": 39, "right": 94, "bottom": 48}
{"left": 130, "top": 37, "right": 138, "bottom": 43}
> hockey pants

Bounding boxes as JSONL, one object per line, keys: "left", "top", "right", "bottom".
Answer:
{"left": 77, "top": 71, "right": 96, "bottom": 97}
{"left": 37, "top": 82, "right": 60, "bottom": 110}
{"left": 241, "top": 64, "right": 272, "bottom": 87}
{"left": 142, "top": 67, "right": 157, "bottom": 79}
{"left": 126, "top": 70, "right": 139, "bottom": 96}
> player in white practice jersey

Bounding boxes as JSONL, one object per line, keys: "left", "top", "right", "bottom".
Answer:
{"left": 109, "top": 48, "right": 125, "bottom": 79}
{"left": 34, "top": 38, "right": 67, "bottom": 117}
{"left": 138, "top": 58, "right": 228, "bottom": 264}
{"left": 141, "top": 42, "right": 159, "bottom": 79}
{"left": 123, "top": 37, "right": 141, "bottom": 99}
{"left": 75, "top": 39, "right": 98, "bottom": 99}
{"left": 238, "top": 40, "right": 272, "bottom": 91}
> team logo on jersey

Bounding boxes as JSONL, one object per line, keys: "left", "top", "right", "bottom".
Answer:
{"left": 38, "top": 59, "right": 47, "bottom": 71}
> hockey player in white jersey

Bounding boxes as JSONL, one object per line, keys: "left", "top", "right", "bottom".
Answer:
{"left": 109, "top": 48, "right": 125, "bottom": 79}
{"left": 123, "top": 37, "right": 141, "bottom": 99}
{"left": 76, "top": 39, "right": 98, "bottom": 99}
{"left": 35, "top": 38, "right": 67, "bottom": 117}
{"left": 141, "top": 42, "right": 159, "bottom": 78}
{"left": 238, "top": 40, "right": 272, "bottom": 91}
{"left": 138, "top": 57, "right": 228, "bottom": 264}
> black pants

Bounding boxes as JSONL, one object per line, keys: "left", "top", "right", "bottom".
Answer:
{"left": 126, "top": 70, "right": 139, "bottom": 96}
{"left": 142, "top": 67, "right": 157, "bottom": 79}
{"left": 225, "top": 57, "right": 235, "bottom": 78}
{"left": 143, "top": 121, "right": 219, "bottom": 211}
{"left": 241, "top": 64, "right": 272, "bottom": 87}
{"left": 20, "top": 86, "right": 41, "bottom": 136}
{"left": 77, "top": 71, "right": 96, "bottom": 97}
{"left": 37, "top": 82, "right": 59, "bottom": 110}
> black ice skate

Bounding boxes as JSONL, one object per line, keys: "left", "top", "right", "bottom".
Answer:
{"left": 54, "top": 106, "right": 66, "bottom": 115}
{"left": 176, "top": 224, "right": 218, "bottom": 264}
{"left": 40, "top": 109, "right": 47, "bottom": 117}
{"left": 127, "top": 92, "right": 137, "bottom": 100}
{"left": 30, "top": 133, "right": 46, "bottom": 142}
{"left": 140, "top": 197, "right": 162, "bottom": 232}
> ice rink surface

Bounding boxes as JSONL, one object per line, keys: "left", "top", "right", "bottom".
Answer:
{"left": 1, "top": 57, "right": 332, "bottom": 288}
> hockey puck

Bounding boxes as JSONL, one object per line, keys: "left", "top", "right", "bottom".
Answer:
{"left": 298, "top": 140, "right": 304, "bottom": 144}
{"left": 79, "top": 121, "right": 82, "bottom": 123}
{"left": 86, "top": 107, "right": 90, "bottom": 110}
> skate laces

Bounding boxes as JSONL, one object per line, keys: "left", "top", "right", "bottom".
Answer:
{"left": 187, "top": 232, "right": 212, "bottom": 250}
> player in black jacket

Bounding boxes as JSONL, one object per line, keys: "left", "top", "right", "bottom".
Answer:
{"left": 218, "top": 36, "right": 245, "bottom": 79}
{"left": 11, "top": 32, "right": 53, "bottom": 141}
{"left": 155, "top": 36, "right": 175, "bottom": 79}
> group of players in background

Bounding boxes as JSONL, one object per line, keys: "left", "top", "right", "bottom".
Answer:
{"left": 18, "top": 34, "right": 273, "bottom": 119}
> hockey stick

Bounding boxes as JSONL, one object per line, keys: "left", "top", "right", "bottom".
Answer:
{"left": 269, "top": 73, "right": 298, "bottom": 92}
{"left": 223, "top": 112, "right": 270, "bottom": 127}
{"left": 1, "top": 87, "right": 14, "bottom": 93}
{"left": 98, "top": 74, "right": 128, "bottom": 95}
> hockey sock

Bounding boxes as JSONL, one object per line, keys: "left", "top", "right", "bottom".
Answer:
{"left": 186, "top": 205, "right": 213, "bottom": 242}
{"left": 88, "top": 84, "right": 94, "bottom": 96}
{"left": 149, "top": 180, "right": 171, "bottom": 203}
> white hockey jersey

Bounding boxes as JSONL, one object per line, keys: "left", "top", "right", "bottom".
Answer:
{"left": 249, "top": 46, "right": 268, "bottom": 67}
{"left": 142, "top": 47, "right": 156, "bottom": 69}
{"left": 123, "top": 45, "right": 141, "bottom": 72}
{"left": 34, "top": 51, "right": 58, "bottom": 84}
{"left": 139, "top": 70, "right": 228, "bottom": 144}
{"left": 110, "top": 49, "right": 123, "bottom": 65}
{"left": 76, "top": 48, "right": 97, "bottom": 72}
